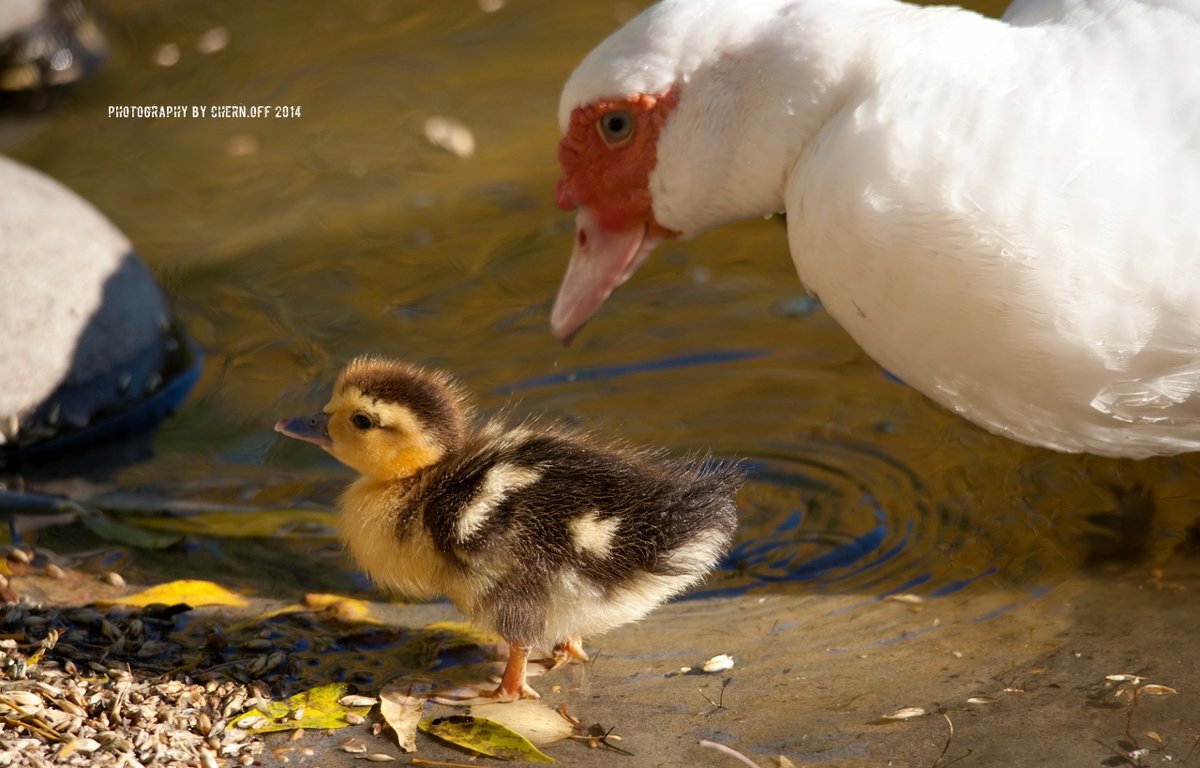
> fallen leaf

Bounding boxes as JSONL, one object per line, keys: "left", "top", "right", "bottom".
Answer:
{"left": 380, "top": 685, "right": 427, "bottom": 753}
{"left": 304, "top": 593, "right": 375, "bottom": 622}
{"left": 778, "top": 757, "right": 798, "bottom": 768}
{"left": 423, "top": 621, "right": 503, "bottom": 646}
{"left": 81, "top": 514, "right": 184, "bottom": 550}
{"left": 130, "top": 508, "right": 338, "bottom": 539}
{"left": 470, "top": 700, "right": 573, "bottom": 745}
{"left": 231, "top": 683, "right": 373, "bottom": 734}
{"left": 701, "top": 654, "right": 736, "bottom": 673}
{"left": 98, "top": 579, "right": 247, "bottom": 608}
{"left": 419, "top": 715, "right": 555, "bottom": 762}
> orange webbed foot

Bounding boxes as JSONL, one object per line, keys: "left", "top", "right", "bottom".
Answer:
{"left": 492, "top": 643, "right": 540, "bottom": 701}
{"left": 550, "top": 636, "right": 589, "bottom": 670}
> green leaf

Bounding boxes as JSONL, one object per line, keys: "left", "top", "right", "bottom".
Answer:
{"left": 81, "top": 514, "right": 184, "bottom": 549}
{"left": 230, "top": 682, "right": 373, "bottom": 734}
{"left": 419, "top": 715, "right": 556, "bottom": 762}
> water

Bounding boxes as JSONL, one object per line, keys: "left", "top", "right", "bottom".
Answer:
{"left": 8, "top": 0, "right": 1199, "bottom": 623}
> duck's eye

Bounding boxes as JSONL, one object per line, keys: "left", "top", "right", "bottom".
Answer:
{"left": 350, "top": 413, "right": 373, "bottom": 430}
{"left": 597, "top": 110, "right": 634, "bottom": 146}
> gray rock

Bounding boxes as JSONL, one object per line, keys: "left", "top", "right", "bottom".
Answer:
{"left": 0, "top": 155, "right": 197, "bottom": 464}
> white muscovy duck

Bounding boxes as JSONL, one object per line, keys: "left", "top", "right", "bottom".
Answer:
{"left": 550, "top": 0, "right": 1200, "bottom": 459}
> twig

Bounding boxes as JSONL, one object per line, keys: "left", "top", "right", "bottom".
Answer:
{"left": 699, "top": 739, "right": 762, "bottom": 768}
{"left": 1125, "top": 684, "right": 1141, "bottom": 751}
{"left": 410, "top": 759, "right": 487, "bottom": 768}
{"left": 699, "top": 677, "right": 731, "bottom": 714}
{"left": 931, "top": 712, "right": 954, "bottom": 767}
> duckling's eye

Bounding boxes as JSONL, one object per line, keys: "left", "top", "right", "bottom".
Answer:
{"left": 350, "top": 413, "right": 373, "bottom": 430}
{"left": 597, "top": 110, "right": 634, "bottom": 146}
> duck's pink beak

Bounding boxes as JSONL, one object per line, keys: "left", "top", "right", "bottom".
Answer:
{"left": 550, "top": 206, "right": 664, "bottom": 344}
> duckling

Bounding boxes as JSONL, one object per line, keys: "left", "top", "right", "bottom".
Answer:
{"left": 275, "top": 355, "right": 743, "bottom": 700}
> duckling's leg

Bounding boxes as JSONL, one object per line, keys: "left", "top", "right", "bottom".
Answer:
{"left": 551, "top": 636, "right": 589, "bottom": 669}
{"left": 495, "top": 644, "right": 541, "bottom": 701}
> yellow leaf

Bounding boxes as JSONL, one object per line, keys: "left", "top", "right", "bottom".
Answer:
{"left": 131, "top": 509, "right": 338, "bottom": 539}
{"left": 423, "top": 621, "right": 502, "bottom": 647}
{"left": 231, "top": 683, "right": 373, "bottom": 734}
{"left": 303, "top": 593, "right": 374, "bottom": 622}
{"left": 98, "top": 579, "right": 247, "bottom": 607}
{"left": 420, "top": 715, "right": 555, "bottom": 762}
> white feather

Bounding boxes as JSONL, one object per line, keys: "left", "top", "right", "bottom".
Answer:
{"left": 563, "top": 0, "right": 1200, "bottom": 457}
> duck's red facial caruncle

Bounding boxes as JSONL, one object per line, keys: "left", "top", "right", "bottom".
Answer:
{"left": 552, "top": 89, "right": 680, "bottom": 343}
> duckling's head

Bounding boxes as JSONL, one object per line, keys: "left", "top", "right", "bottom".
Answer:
{"left": 275, "top": 356, "right": 470, "bottom": 481}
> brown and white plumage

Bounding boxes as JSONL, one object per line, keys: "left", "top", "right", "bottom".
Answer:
{"left": 275, "top": 355, "right": 743, "bottom": 700}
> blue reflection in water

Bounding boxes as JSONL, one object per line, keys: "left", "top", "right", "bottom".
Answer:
{"left": 503, "top": 348, "right": 769, "bottom": 393}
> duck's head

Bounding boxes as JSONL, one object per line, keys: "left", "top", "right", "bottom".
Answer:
{"left": 275, "top": 356, "right": 469, "bottom": 482}
{"left": 552, "top": 0, "right": 837, "bottom": 342}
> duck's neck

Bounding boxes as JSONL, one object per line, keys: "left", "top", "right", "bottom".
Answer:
{"left": 649, "top": 0, "right": 1011, "bottom": 237}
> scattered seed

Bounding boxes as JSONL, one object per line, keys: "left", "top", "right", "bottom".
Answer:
{"left": 1141, "top": 684, "right": 1177, "bottom": 696}
{"left": 967, "top": 696, "right": 998, "bottom": 705}
{"left": 102, "top": 572, "right": 126, "bottom": 588}
{"left": 338, "top": 695, "right": 377, "bottom": 708}
{"left": 340, "top": 738, "right": 368, "bottom": 754}
{"left": 44, "top": 564, "right": 66, "bottom": 580}
{"left": 344, "top": 712, "right": 365, "bottom": 725}
{"left": 8, "top": 548, "right": 31, "bottom": 565}
{"left": 881, "top": 707, "right": 926, "bottom": 721}
{"left": 364, "top": 754, "right": 397, "bottom": 762}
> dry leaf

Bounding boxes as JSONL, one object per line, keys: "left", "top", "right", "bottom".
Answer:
{"left": 379, "top": 685, "right": 427, "bottom": 753}
{"left": 701, "top": 654, "right": 736, "bottom": 673}
{"left": 470, "top": 700, "right": 573, "bottom": 745}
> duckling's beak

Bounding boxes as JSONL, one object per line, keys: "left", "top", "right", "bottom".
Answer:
{"left": 274, "top": 413, "right": 332, "bottom": 448}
